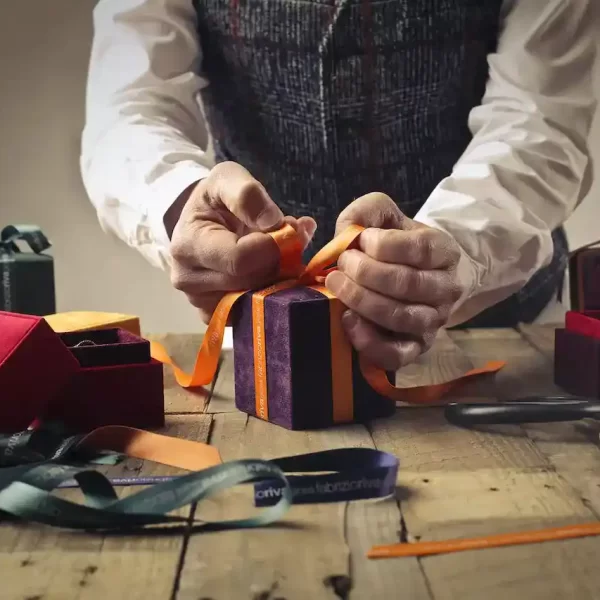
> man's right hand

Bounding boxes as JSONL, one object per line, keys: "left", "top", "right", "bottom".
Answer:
{"left": 168, "top": 162, "right": 317, "bottom": 323}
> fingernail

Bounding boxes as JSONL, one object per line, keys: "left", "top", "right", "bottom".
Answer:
{"left": 325, "top": 270, "right": 343, "bottom": 293}
{"left": 256, "top": 208, "right": 283, "bottom": 231}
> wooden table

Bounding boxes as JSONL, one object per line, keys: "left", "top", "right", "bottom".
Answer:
{"left": 3, "top": 324, "right": 600, "bottom": 599}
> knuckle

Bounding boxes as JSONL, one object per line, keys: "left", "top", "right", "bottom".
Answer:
{"left": 449, "top": 281, "right": 463, "bottom": 303}
{"left": 342, "top": 279, "right": 363, "bottom": 308}
{"left": 408, "top": 268, "right": 424, "bottom": 296}
{"left": 417, "top": 230, "right": 436, "bottom": 265}
{"left": 371, "top": 229, "right": 395, "bottom": 260}
{"left": 389, "top": 303, "right": 407, "bottom": 332}
{"left": 224, "top": 248, "right": 246, "bottom": 277}
{"left": 352, "top": 256, "right": 370, "bottom": 284}
{"left": 391, "top": 266, "right": 409, "bottom": 297}
{"left": 169, "top": 237, "right": 188, "bottom": 263}
{"left": 404, "top": 305, "right": 435, "bottom": 335}
{"left": 169, "top": 265, "right": 189, "bottom": 292}
{"left": 383, "top": 349, "right": 404, "bottom": 372}
{"left": 436, "top": 304, "right": 452, "bottom": 326}
{"left": 421, "top": 308, "right": 439, "bottom": 332}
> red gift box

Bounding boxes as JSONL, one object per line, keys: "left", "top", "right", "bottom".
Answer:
{"left": 554, "top": 311, "right": 600, "bottom": 399}
{"left": 0, "top": 311, "right": 79, "bottom": 432}
{"left": 0, "top": 311, "right": 164, "bottom": 432}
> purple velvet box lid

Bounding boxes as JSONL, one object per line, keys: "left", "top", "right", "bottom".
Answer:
{"left": 232, "top": 287, "right": 395, "bottom": 430}
{"left": 59, "top": 328, "right": 150, "bottom": 368}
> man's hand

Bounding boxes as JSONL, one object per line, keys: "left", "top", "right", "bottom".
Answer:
{"left": 325, "top": 193, "right": 465, "bottom": 371}
{"left": 168, "top": 162, "right": 316, "bottom": 322}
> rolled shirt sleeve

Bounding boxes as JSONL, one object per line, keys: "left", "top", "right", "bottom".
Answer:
{"left": 80, "top": 0, "right": 213, "bottom": 271}
{"left": 414, "top": 0, "right": 598, "bottom": 326}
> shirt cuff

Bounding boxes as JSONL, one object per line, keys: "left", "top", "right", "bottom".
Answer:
{"left": 145, "top": 162, "right": 211, "bottom": 261}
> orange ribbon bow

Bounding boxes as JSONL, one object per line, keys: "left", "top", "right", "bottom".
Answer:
{"left": 150, "top": 224, "right": 504, "bottom": 418}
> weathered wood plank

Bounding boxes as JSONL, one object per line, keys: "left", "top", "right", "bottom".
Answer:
{"left": 449, "top": 327, "right": 563, "bottom": 399}
{"left": 0, "top": 414, "right": 212, "bottom": 600}
{"left": 396, "top": 330, "right": 474, "bottom": 390}
{"left": 177, "top": 355, "right": 430, "bottom": 600}
{"left": 147, "top": 333, "right": 211, "bottom": 414}
{"left": 516, "top": 324, "right": 600, "bottom": 518}
{"left": 204, "top": 348, "right": 237, "bottom": 413}
{"left": 370, "top": 406, "right": 600, "bottom": 600}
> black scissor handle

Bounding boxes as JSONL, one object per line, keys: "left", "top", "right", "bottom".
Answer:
{"left": 444, "top": 400, "right": 600, "bottom": 426}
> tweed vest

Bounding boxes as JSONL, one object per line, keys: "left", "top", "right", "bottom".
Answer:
{"left": 193, "top": 0, "right": 568, "bottom": 327}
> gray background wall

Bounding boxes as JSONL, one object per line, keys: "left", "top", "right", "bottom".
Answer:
{"left": 1, "top": 0, "right": 598, "bottom": 333}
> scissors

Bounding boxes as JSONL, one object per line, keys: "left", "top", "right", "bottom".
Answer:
{"left": 444, "top": 396, "right": 600, "bottom": 426}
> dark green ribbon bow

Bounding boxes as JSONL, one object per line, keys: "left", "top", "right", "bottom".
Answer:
{"left": 0, "top": 225, "right": 51, "bottom": 256}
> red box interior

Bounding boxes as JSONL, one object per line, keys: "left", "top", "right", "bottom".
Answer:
{"left": 59, "top": 328, "right": 150, "bottom": 367}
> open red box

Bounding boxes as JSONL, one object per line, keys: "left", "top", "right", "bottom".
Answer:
{"left": 554, "top": 311, "right": 600, "bottom": 398}
{"left": 0, "top": 311, "right": 164, "bottom": 433}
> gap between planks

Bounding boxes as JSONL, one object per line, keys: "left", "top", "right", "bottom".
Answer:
{"left": 175, "top": 349, "right": 431, "bottom": 600}
{"left": 0, "top": 414, "right": 214, "bottom": 600}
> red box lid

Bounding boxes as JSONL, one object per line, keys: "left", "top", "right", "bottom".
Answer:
{"left": 0, "top": 310, "right": 80, "bottom": 432}
{"left": 565, "top": 310, "right": 600, "bottom": 340}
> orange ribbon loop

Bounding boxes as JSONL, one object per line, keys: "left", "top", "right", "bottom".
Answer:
{"left": 151, "top": 224, "right": 504, "bottom": 412}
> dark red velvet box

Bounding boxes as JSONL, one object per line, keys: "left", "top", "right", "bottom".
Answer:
{"left": 48, "top": 328, "right": 165, "bottom": 431}
{"left": 0, "top": 310, "right": 164, "bottom": 433}
{"left": 554, "top": 311, "right": 600, "bottom": 398}
{"left": 569, "top": 245, "right": 600, "bottom": 312}
{"left": 232, "top": 287, "right": 395, "bottom": 430}
{"left": 0, "top": 311, "right": 79, "bottom": 432}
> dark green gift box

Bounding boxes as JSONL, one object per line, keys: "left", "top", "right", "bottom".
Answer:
{"left": 0, "top": 225, "right": 56, "bottom": 316}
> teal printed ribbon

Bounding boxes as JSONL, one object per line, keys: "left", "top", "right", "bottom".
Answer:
{"left": 0, "top": 459, "right": 291, "bottom": 531}
{"left": 0, "top": 422, "right": 399, "bottom": 532}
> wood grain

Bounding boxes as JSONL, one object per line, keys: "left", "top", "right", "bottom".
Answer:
{"left": 0, "top": 414, "right": 212, "bottom": 600}
{"left": 370, "top": 406, "right": 600, "bottom": 600}
{"left": 449, "top": 327, "right": 564, "bottom": 399}
{"left": 204, "top": 348, "right": 237, "bottom": 414}
{"left": 5, "top": 329, "right": 600, "bottom": 599}
{"left": 177, "top": 354, "right": 429, "bottom": 600}
{"left": 396, "top": 330, "right": 473, "bottom": 390}
{"left": 517, "top": 325, "right": 600, "bottom": 518}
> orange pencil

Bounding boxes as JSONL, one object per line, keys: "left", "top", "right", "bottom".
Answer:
{"left": 368, "top": 521, "right": 600, "bottom": 559}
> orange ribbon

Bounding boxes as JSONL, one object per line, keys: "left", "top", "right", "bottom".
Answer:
{"left": 150, "top": 224, "right": 505, "bottom": 420}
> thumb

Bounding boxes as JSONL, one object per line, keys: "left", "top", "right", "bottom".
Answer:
{"left": 335, "top": 192, "right": 415, "bottom": 235}
{"left": 210, "top": 162, "right": 284, "bottom": 232}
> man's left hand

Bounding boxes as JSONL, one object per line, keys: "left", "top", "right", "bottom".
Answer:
{"left": 325, "top": 192, "right": 466, "bottom": 371}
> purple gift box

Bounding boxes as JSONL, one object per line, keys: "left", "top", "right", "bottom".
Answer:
{"left": 232, "top": 286, "right": 396, "bottom": 430}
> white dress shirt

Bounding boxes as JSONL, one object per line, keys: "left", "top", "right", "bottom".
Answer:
{"left": 80, "top": 0, "right": 598, "bottom": 326}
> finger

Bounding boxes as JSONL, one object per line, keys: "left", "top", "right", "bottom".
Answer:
{"left": 337, "top": 249, "right": 462, "bottom": 306}
{"left": 284, "top": 215, "right": 317, "bottom": 250}
{"left": 208, "top": 162, "right": 284, "bottom": 231}
{"left": 335, "top": 192, "right": 413, "bottom": 235}
{"left": 325, "top": 270, "right": 442, "bottom": 337}
{"left": 170, "top": 262, "right": 277, "bottom": 296}
{"left": 170, "top": 218, "right": 281, "bottom": 275}
{"left": 359, "top": 227, "right": 460, "bottom": 269}
{"left": 341, "top": 310, "right": 422, "bottom": 371}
